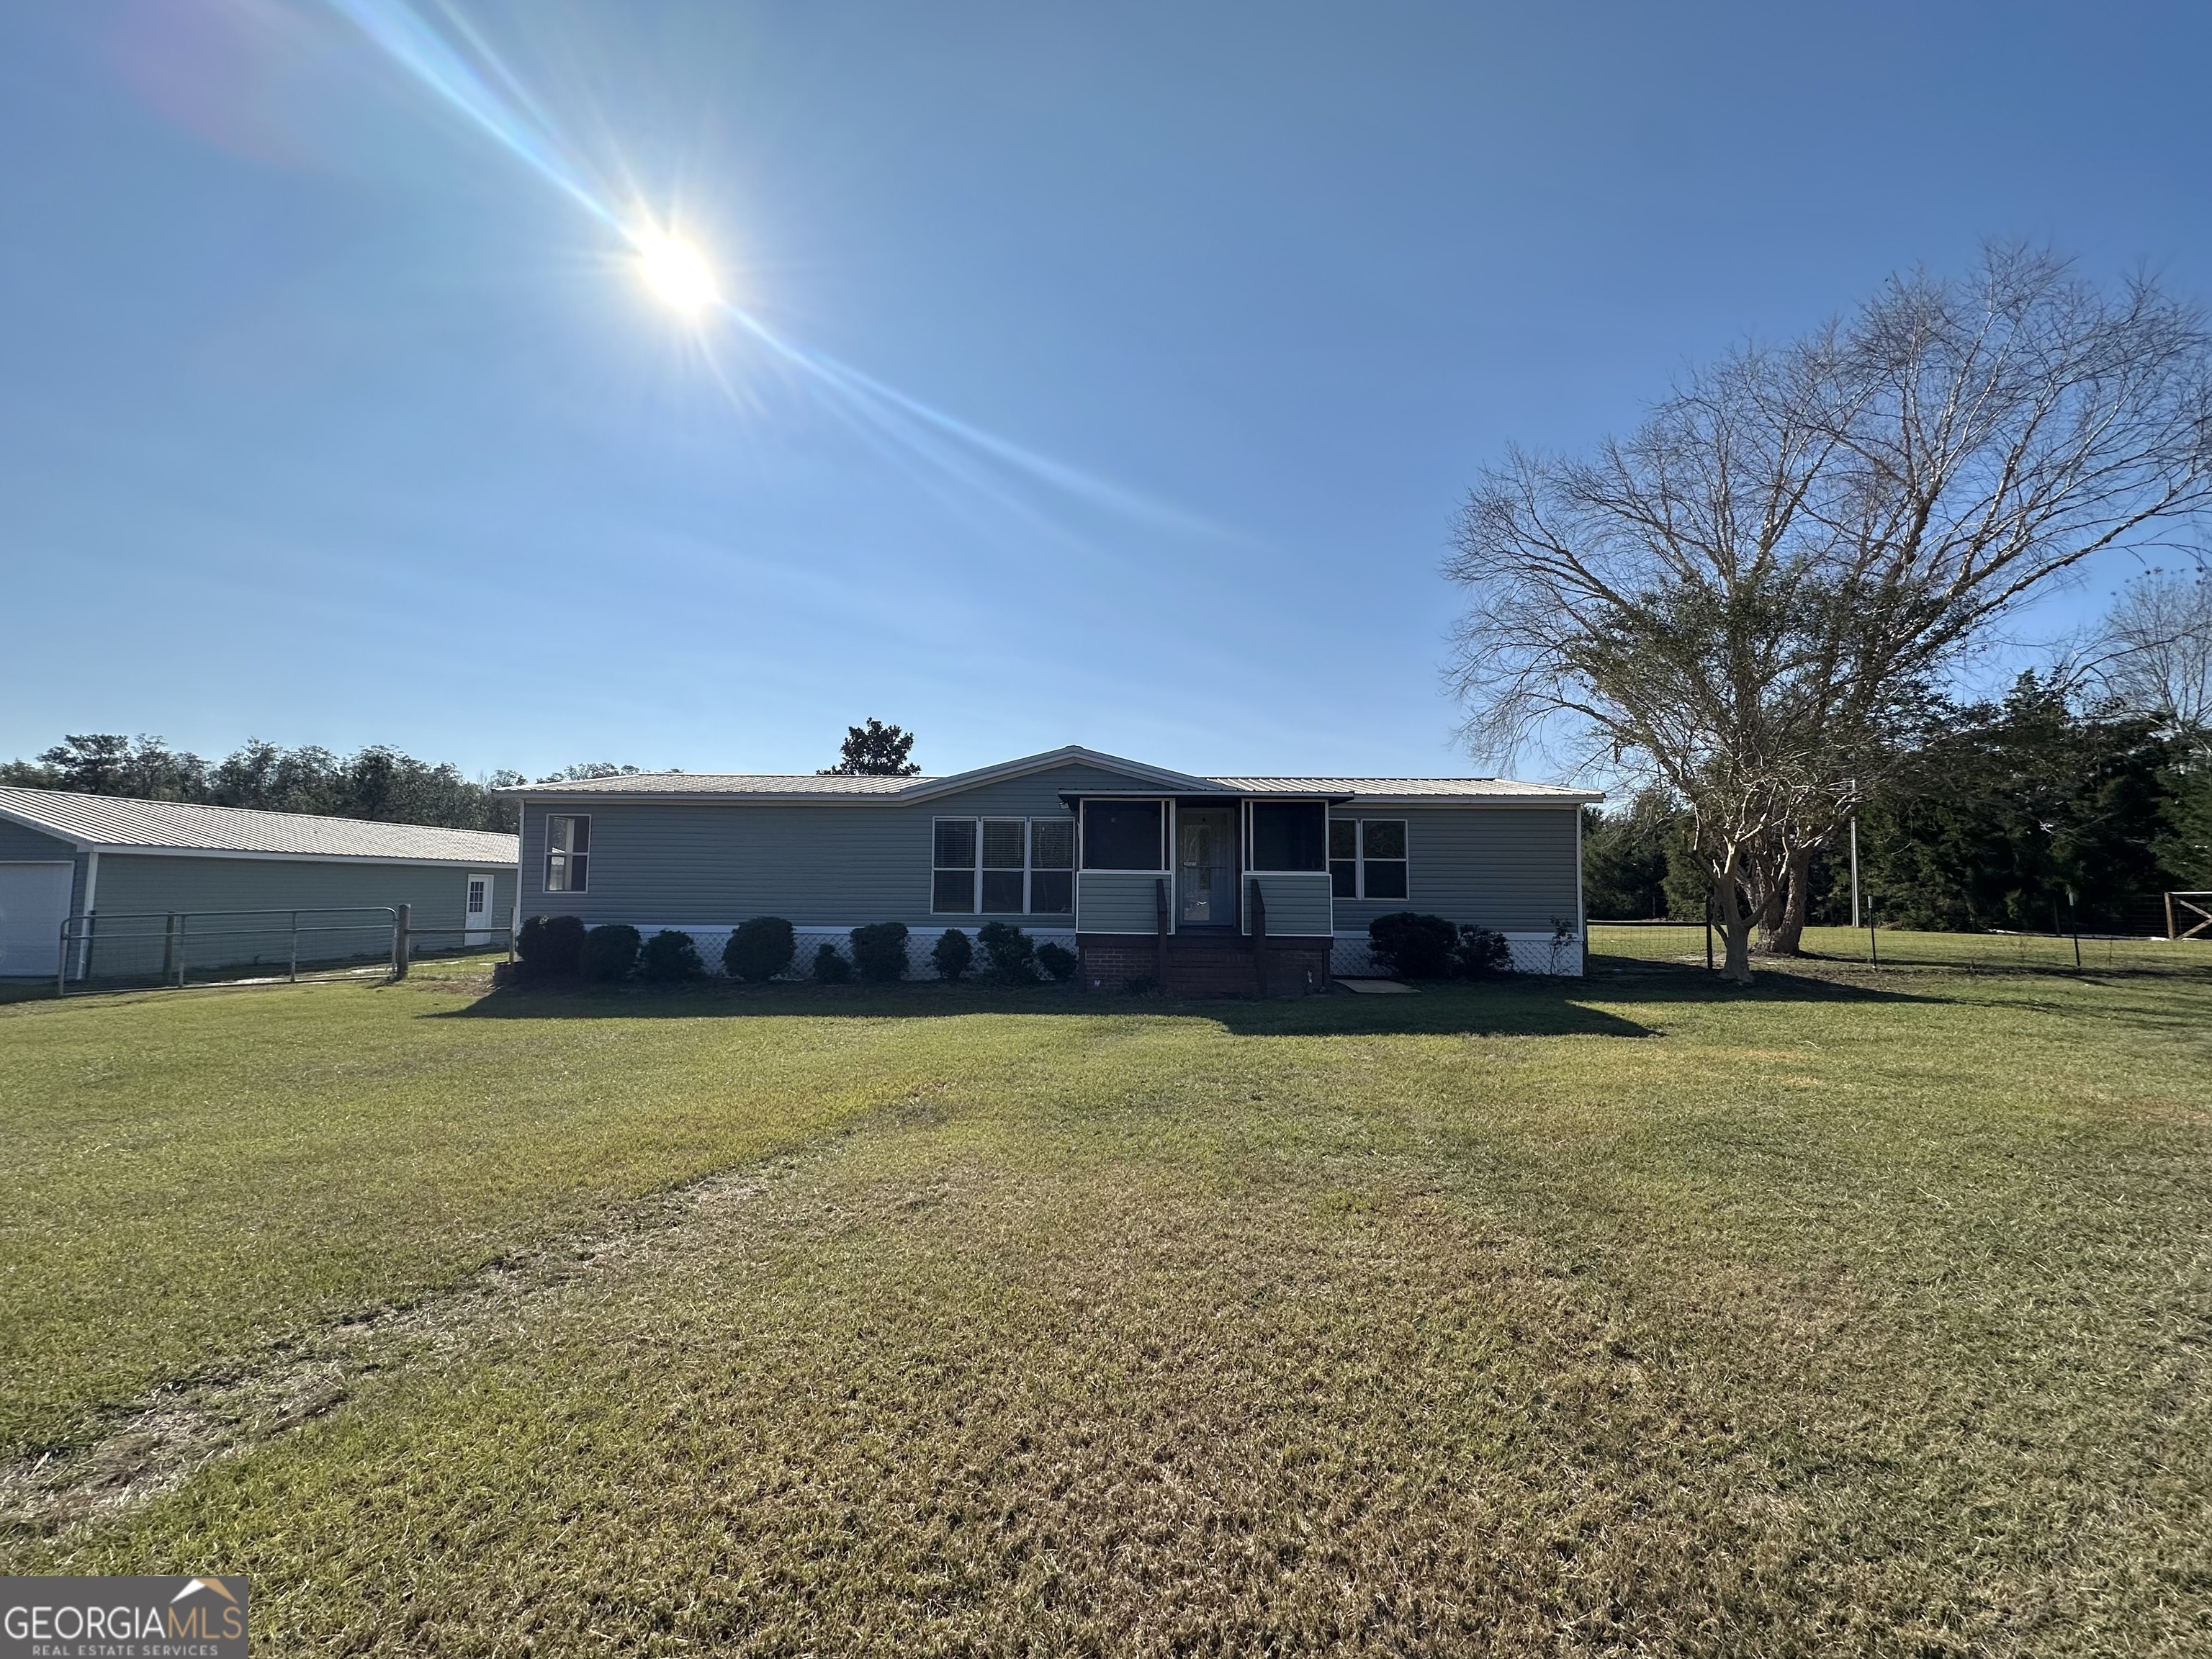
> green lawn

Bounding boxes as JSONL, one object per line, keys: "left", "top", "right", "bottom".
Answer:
{"left": 4, "top": 958, "right": 2210, "bottom": 1654}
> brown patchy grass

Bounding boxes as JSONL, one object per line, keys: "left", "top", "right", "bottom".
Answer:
{"left": 6, "top": 961, "right": 2211, "bottom": 1654}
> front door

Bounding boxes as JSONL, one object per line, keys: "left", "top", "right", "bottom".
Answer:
{"left": 464, "top": 872, "right": 496, "bottom": 946}
{"left": 1177, "top": 809, "right": 1236, "bottom": 927}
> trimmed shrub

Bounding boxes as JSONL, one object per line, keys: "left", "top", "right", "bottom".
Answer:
{"left": 1035, "top": 940, "right": 1078, "bottom": 983}
{"left": 1453, "top": 924, "right": 1512, "bottom": 979}
{"left": 580, "top": 924, "right": 641, "bottom": 982}
{"left": 639, "top": 930, "right": 706, "bottom": 982}
{"left": 849, "top": 922, "right": 910, "bottom": 984}
{"left": 811, "top": 942, "right": 853, "bottom": 984}
{"left": 1367, "top": 911, "right": 1459, "bottom": 979}
{"left": 723, "top": 917, "right": 796, "bottom": 983}
{"left": 976, "top": 921, "right": 1037, "bottom": 982}
{"left": 930, "top": 928, "right": 973, "bottom": 981}
{"left": 516, "top": 914, "right": 585, "bottom": 977}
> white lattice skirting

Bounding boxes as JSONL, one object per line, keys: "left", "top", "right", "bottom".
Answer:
{"left": 1328, "top": 931, "right": 1585, "bottom": 978}
{"left": 615, "top": 924, "right": 1080, "bottom": 981}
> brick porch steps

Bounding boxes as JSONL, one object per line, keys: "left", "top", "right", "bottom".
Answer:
{"left": 1077, "top": 932, "right": 1330, "bottom": 997}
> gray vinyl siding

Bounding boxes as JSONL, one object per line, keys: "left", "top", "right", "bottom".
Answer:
{"left": 518, "top": 763, "right": 1117, "bottom": 930}
{"left": 516, "top": 773, "right": 1584, "bottom": 938}
{"left": 1246, "top": 873, "right": 1332, "bottom": 938}
{"left": 0, "top": 819, "right": 92, "bottom": 918}
{"left": 0, "top": 818, "right": 72, "bottom": 862}
{"left": 90, "top": 855, "right": 514, "bottom": 932}
{"left": 1074, "top": 872, "right": 1164, "bottom": 935}
{"left": 1330, "top": 805, "right": 1581, "bottom": 934}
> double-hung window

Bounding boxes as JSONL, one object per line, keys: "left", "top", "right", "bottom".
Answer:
{"left": 933, "top": 819, "right": 978, "bottom": 912}
{"left": 934, "top": 817, "right": 1076, "bottom": 914}
{"left": 981, "top": 819, "right": 1027, "bottom": 912}
{"left": 1030, "top": 819, "right": 1074, "bottom": 913}
{"left": 545, "top": 814, "right": 590, "bottom": 892}
{"left": 1329, "top": 818, "right": 1407, "bottom": 899}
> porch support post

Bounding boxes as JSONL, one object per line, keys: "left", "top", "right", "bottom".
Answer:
{"left": 1251, "top": 878, "right": 1269, "bottom": 997}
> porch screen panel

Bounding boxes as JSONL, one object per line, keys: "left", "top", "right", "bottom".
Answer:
{"left": 1082, "top": 801, "right": 1163, "bottom": 870}
{"left": 1250, "top": 801, "right": 1326, "bottom": 871}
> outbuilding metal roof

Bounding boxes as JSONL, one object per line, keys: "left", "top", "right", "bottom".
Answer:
{"left": 0, "top": 787, "right": 519, "bottom": 865}
{"left": 505, "top": 747, "right": 1599, "bottom": 805}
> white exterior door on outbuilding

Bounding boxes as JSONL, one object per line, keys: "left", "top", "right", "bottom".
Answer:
{"left": 0, "top": 862, "right": 72, "bottom": 978}
{"left": 464, "top": 871, "right": 496, "bottom": 945}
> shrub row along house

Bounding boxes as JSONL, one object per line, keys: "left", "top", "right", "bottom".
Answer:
{"left": 503, "top": 747, "right": 1596, "bottom": 994}
{"left": 0, "top": 786, "right": 518, "bottom": 981}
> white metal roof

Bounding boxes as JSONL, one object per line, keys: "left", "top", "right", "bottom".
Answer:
{"left": 505, "top": 747, "right": 1599, "bottom": 805}
{"left": 0, "top": 787, "right": 520, "bottom": 865}
{"left": 1215, "top": 776, "right": 1599, "bottom": 802}
{"left": 508, "top": 771, "right": 913, "bottom": 797}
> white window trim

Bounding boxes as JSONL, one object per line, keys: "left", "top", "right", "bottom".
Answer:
{"left": 544, "top": 813, "right": 590, "bottom": 894}
{"left": 935, "top": 816, "right": 1078, "bottom": 916}
{"left": 1332, "top": 816, "right": 1408, "bottom": 901}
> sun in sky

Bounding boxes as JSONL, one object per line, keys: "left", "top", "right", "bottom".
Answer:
{"left": 635, "top": 230, "right": 716, "bottom": 314}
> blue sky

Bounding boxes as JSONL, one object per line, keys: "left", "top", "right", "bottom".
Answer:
{"left": 3, "top": 1, "right": 2207, "bottom": 783}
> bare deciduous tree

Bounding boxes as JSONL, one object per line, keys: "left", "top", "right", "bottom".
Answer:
{"left": 2098, "top": 566, "right": 2212, "bottom": 752}
{"left": 1447, "top": 246, "right": 2212, "bottom": 981}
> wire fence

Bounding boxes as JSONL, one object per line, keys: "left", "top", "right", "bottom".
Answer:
{"left": 56, "top": 907, "right": 511, "bottom": 996}
{"left": 1586, "top": 917, "right": 2212, "bottom": 979}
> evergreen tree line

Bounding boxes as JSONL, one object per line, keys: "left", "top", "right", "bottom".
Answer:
{"left": 0, "top": 734, "right": 646, "bottom": 836}
{"left": 1583, "top": 673, "right": 2212, "bottom": 935}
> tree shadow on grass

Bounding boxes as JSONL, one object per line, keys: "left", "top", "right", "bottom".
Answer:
{"left": 428, "top": 960, "right": 1941, "bottom": 1041}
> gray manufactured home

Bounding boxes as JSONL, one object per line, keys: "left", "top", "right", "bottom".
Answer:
{"left": 506, "top": 747, "right": 1596, "bottom": 992}
{"left": 0, "top": 787, "right": 518, "bottom": 981}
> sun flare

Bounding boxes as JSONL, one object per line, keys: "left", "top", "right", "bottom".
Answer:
{"left": 636, "top": 232, "right": 716, "bottom": 313}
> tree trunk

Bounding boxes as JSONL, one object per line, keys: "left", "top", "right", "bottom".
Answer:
{"left": 1744, "top": 840, "right": 1789, "bottom": 957}
{"left": 1765, "top": 843, "right": 1815, "bottom": 956}
{"left": 1710, "top": 868, "right": 1756, "bottom": 985}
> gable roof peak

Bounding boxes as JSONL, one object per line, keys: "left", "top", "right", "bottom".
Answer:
{"left": 898, "top": 745, "right": 1218, "bottom": 802}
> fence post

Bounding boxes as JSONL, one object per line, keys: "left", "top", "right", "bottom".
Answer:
{"left": 289, "top": 911, "right": 300, "bottom": 984}
{"left": 1154, "top": 880, "right": 1168, "bottom": 988}
{"left": 174, "top": 914, "right": 186, "bottom": 987}
{"left": 2167, "top": 891, "right": 2178, "bottom": 942}
{"left": 1868, "top": 907, "right": 1878, "bottom": 967}
{"left": 161, "top": 913, "right": 176, "bottom": 987}
{"left": 1704, "top": 905, "right": 1714, "bottom": 972}
{"left": 393, "top": 904, "right": 411, "bottom": 981}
